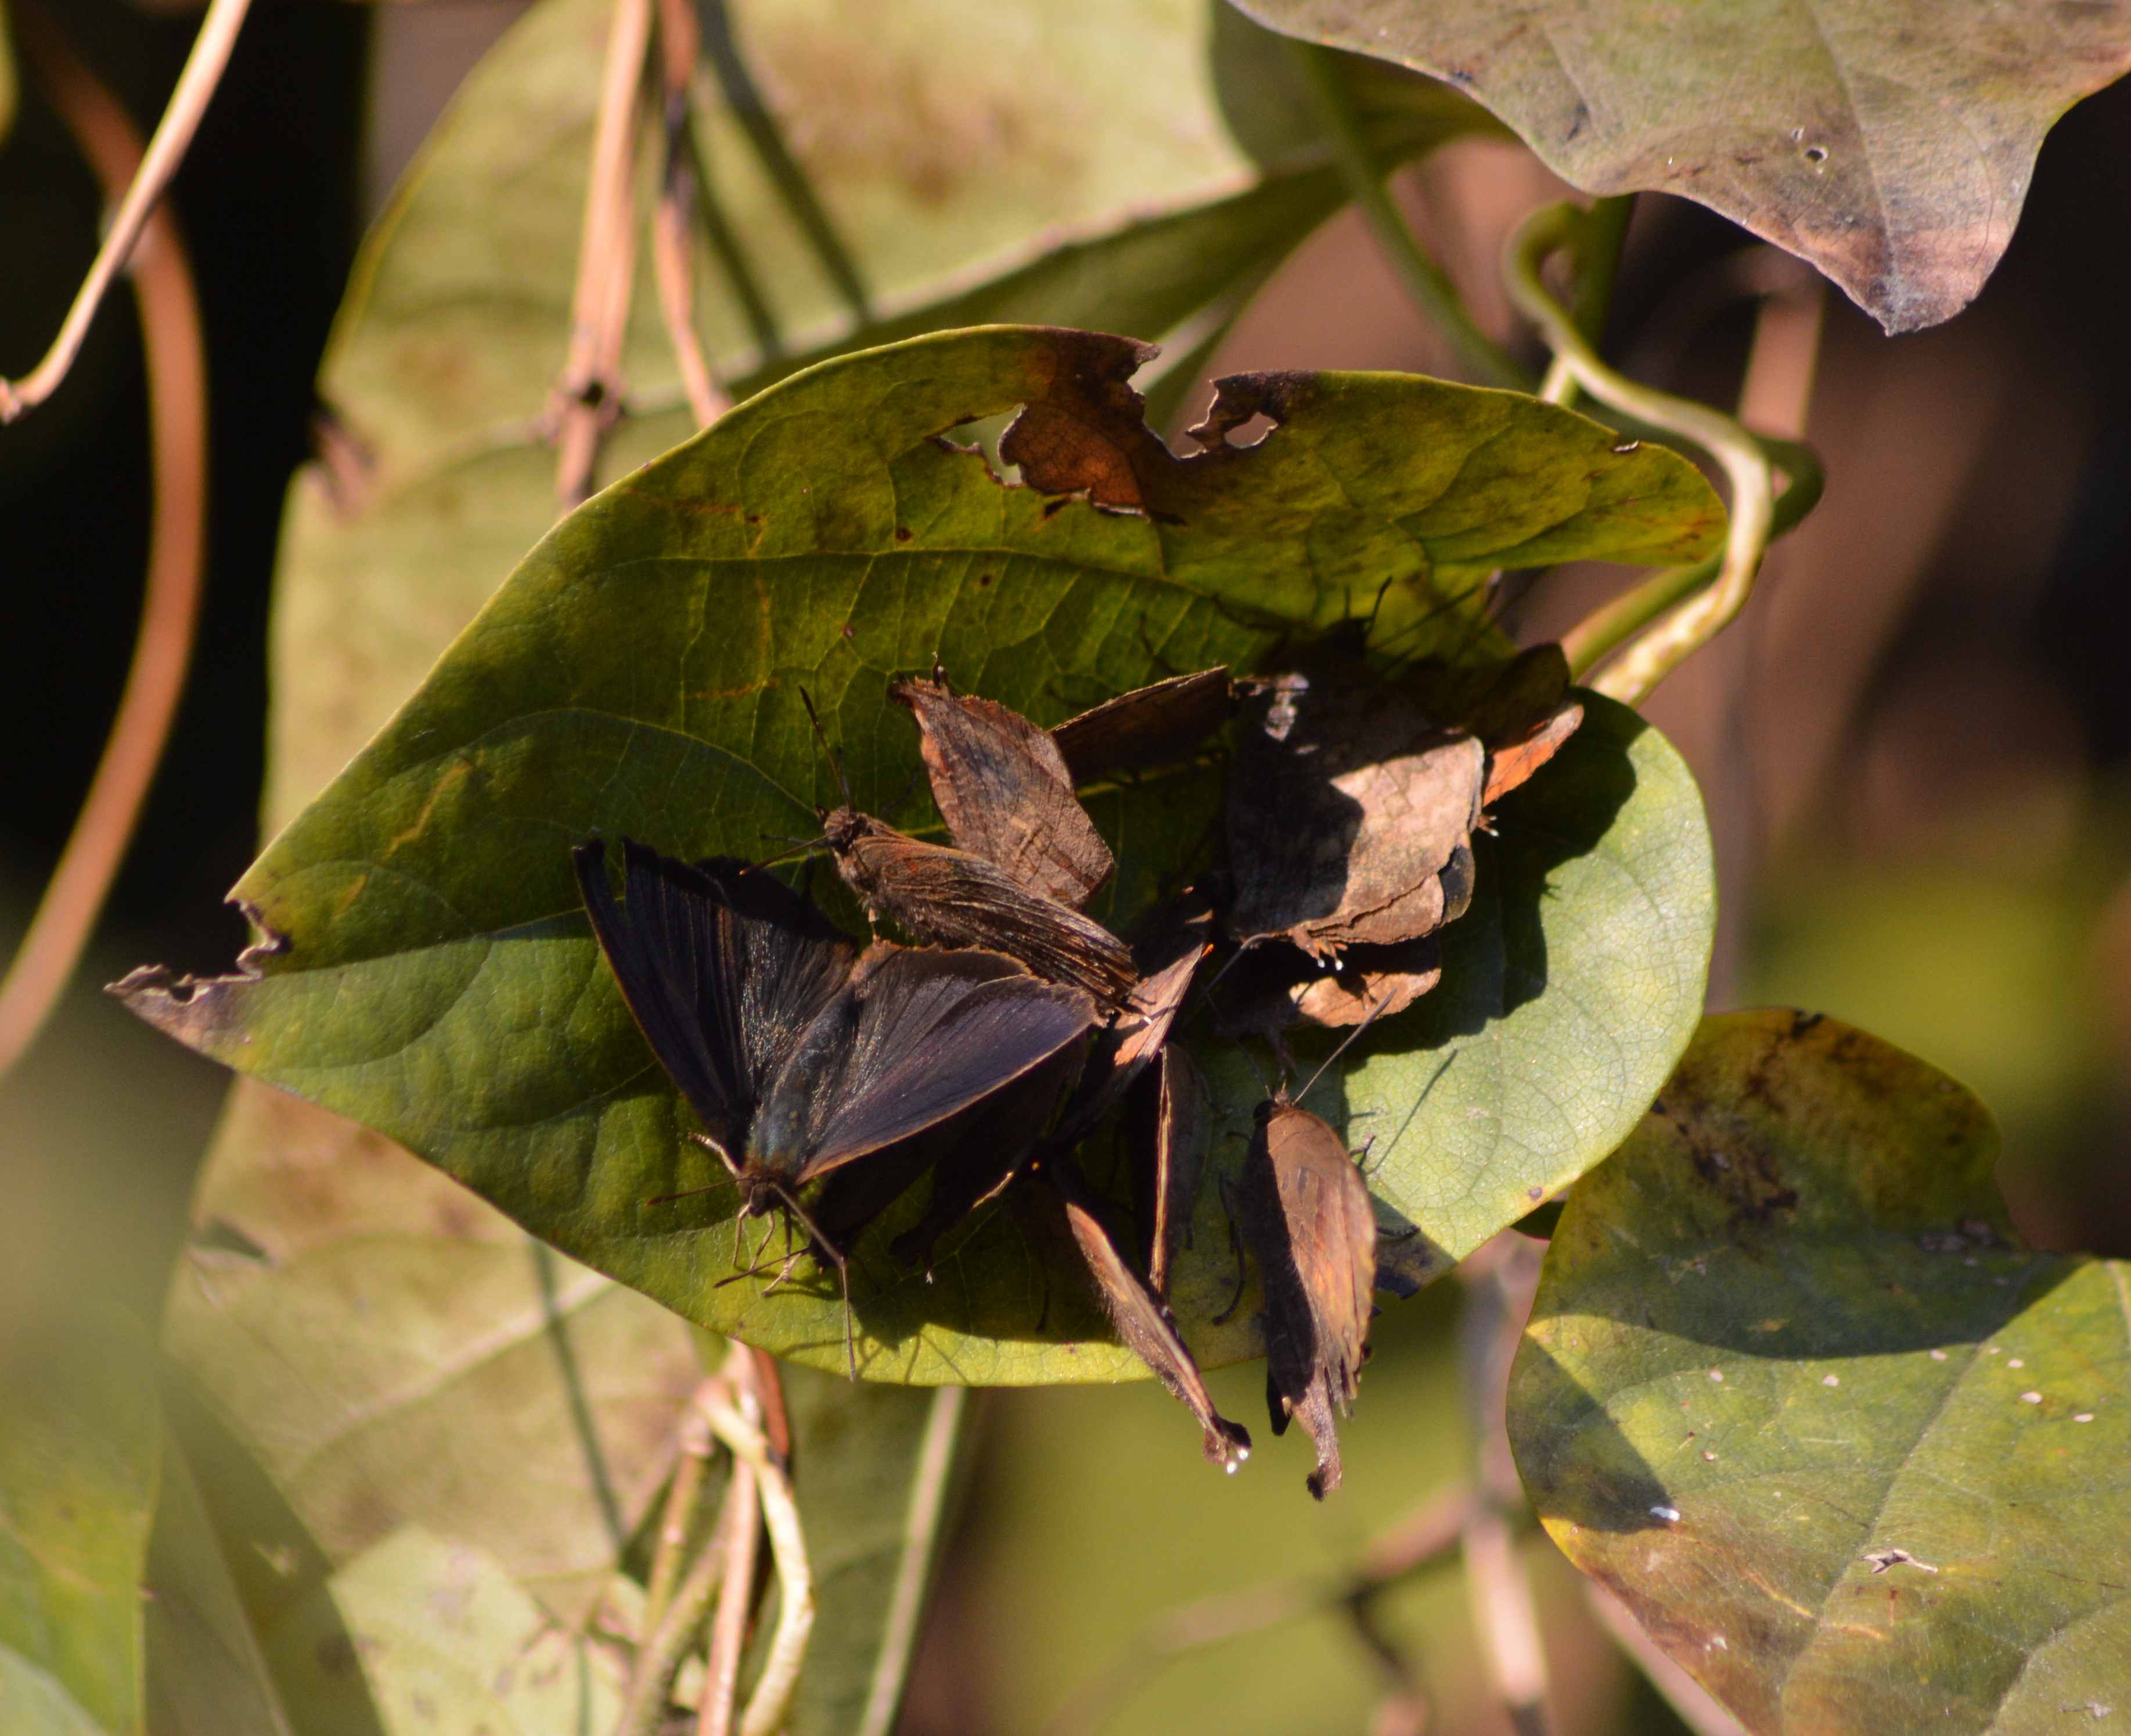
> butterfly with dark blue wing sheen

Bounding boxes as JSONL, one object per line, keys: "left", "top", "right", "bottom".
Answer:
{"left": 573, "top": 838, "right": 1098, "bottom": 1368}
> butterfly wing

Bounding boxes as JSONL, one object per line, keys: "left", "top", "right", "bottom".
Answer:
{"left": 844, "top": 830, "right": 1137, "bottom": 1004}
{"left": 1051, "top": 1162, "right": 1251, "bottom": 1470}
{"left": 894, "top": 679, "right": 1113, "bottom": 906}
{"left": 791, "top": 946, "right": 1096, "bottom": 1180}
{"left": 573, "top": 840, "right": 854, "bottom": 1152}
{"left": 1052, "top": 667, "right": 1233, "bottom": 782}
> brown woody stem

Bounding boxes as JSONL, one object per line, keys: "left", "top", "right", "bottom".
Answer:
{"left": 0, "top": 5, "right": 210, "bottom": 1076}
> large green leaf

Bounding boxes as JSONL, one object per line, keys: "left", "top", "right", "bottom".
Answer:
{"left": 0, "top": 1314, "right": 160, "bottom": 1736}
{"left": 269, "top": 0, "right": 1500, "bottom": 820}
{"left": 1225, "top": 0, "right": 2131, "bottom": 333}
{"left": 160, "top": 1081, "right": 701, "bottom": 1628}
{"left": 125, "top": 322, "right": 1722, "bottom": 1382}
{"left": 1509, "top": 1010, "right": 2131, "bottom": 1732}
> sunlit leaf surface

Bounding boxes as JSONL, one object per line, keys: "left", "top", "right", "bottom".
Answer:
{"left": 1227, "top": 0, "right": 2131, "bottom": 331}
{"left": 1510, "top": 1010, "right": 2131, "bottom": 1731}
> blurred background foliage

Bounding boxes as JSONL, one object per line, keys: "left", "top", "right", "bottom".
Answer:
{"left": 5, "top": 2, "right": 2130, "bottom": 1730}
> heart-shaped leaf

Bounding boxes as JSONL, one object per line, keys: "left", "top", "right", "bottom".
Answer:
{"left": 0, "top": 1312, "right": 160, "bottom": 1736}
{"left": 1226, "top": 0, "right": 2131, "bottom": 332}
{"left": 124, "top": 322, "right": 1720, "bottom": 1382}
{"left": 1509, "top": 1009, "right": 2131, "bottom": 1731}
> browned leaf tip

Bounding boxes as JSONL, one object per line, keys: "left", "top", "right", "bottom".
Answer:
{"left": 1225, "top": 655, "right": 1486, "bottom": 960}
{"left": 107, "top": 903, "right": 287, "bottom": 1059}
{"left": 997, "top": 329, "right": 1166, "bottom": 509}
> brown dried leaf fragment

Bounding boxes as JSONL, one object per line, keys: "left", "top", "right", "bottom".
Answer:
{"left": 1225, "top": 661, "right": 1486, "bottom": 960}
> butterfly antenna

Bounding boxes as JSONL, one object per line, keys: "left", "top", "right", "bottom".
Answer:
{"left": 799, "top": 687, "right": 856, "bottom": 810}
{"left": 1297, "top": 989, "right": 1394, "bottom": 1107}
{"left": 747, "top": 833, "right": 830, "bottom": 874}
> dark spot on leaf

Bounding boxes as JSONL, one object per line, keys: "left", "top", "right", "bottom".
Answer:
{"left": 894, "top": 526, "right": 912, "bottom": 542}
{"left": 1805, "top": 145, "right": 1828, "bottom": 163}
{"left": 977, "top": 572, "right": 993, "bottom": 587}
{"left": 315, "top": 1633, "right": 360, "bottom": 1678}
{"left": 841, "top": 623, "right": 855, "bottom": 642}
{"left": 1042, "top": 498, "right": 1070, "bottom": 518}
{"left": 1790, "top": 1010, "right": 1824, "bottom": 1036}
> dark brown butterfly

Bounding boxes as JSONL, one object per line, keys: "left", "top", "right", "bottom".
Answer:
{"left": 1052, "top": 667, "right": 1234, "bottom": 783}
{"left": 1131, "top": 1042, "right": 1210, "bottom": 1303}
{"left": 1223, "top": 1014, "right": 1386, "bottom": 1497}
{"left": 891, "top": 670, "right": 1114, "bottom": 907}
{"left": 573, "top": 838, "right": 1097, "bottom": 1370}
{"left": 1239, "top": 1091, "right": 1376, "bottom": 1497}
{"left": 1049, "top": 1159, "right": 1252, "bottom": 1471}
{"left": 802, "top": 693, "right": 1137, "bottom": 1006}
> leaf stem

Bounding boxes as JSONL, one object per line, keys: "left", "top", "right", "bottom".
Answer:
{"left": 651, "top": 0, "right": 729, "bottom": 428}
{"left": 1560, "top": 436, "right": 1822, "bottom": 682}
{"left": 855, "top": 1385, "right": 966, "bottom": 1736}
{"left": 638, "top": 1395, "right": 717, "bottom": 1663}
{"left": 0, "top": 3, "right": 208, "bottom": 1076}
{"left": 1538, "top": 195, "right": 1634, "bottom": 407}
{"left": 1582, "top": 1584, "right": 1748, "bottom": 1736}
{"left": 693, "top": 1346, "right": 764, "bottom": 1736}
{"left": 0, "top": 0, "right": 247, "bottom": 423}
{"left": 1458, "top": 1234, "right": 1553, "bottom": 1736}
{"left": 695, "top": 1455, "right": 761, "bottom": 1736}
{"left": 553, "top": 0, "right": 654, "bottom": 510}
{"left": 700, "top": 1382, "right": 814, "bottom": 1736}
{"left": 1286, "top": 40, "right": 1529, "bottom": 391}
{"left": 1506, "top": 202, "right": 1784, "bottom": 705}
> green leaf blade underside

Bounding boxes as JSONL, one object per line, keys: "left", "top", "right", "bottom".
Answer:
{"left": 160, "top": 1082, "right": 703, "bottom": 1631}
{"left": 1508, "top": 1010, "right": 2131, "bottom": 1733}
{"left": 130, "top": 323, "right": 1722, "bottom": 1382}
{"left": 0, "top": 1314, "right": 161, "bottom": 1736}
{"left": 1225, "top": 0, "right": 2131, "bottom": 333}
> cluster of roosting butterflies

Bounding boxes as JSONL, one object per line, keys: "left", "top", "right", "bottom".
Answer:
{"left": 573, "top": 634, "right": 1582, "bottom": 1497}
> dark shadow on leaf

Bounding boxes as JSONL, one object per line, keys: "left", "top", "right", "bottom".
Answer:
{"left": 156, "top": 1364, "right": 390, "bottom": 1736}
{"left": 1394, "top": 691, "right": 1642, "bottom": 1047}
{"left": 1509, "top": 1338, "right": 1676, "bottom": 1535}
